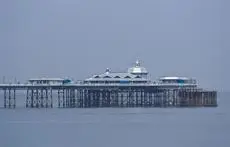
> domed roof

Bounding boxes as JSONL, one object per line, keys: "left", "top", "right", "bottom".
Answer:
{"left": 128, "top": 60, "right": 148, "bottom": 74}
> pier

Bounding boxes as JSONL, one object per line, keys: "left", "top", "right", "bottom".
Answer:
{"left": 0, "top": 61, "right": 217, "bottom": 108}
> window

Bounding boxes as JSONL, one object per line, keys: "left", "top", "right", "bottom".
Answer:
{"left": 135, "top": 75, "right": 141, "bottom": 78}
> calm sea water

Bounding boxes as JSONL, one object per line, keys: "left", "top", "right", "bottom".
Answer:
{"left": 0, "top": 92, "right": 229, "bottom": 147}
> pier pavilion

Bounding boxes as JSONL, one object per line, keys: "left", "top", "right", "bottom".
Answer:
{"left": 0, "top": 60, "right": 217, "bottom": 108}
{"left": 84, "top": 60, "right": 150, "bottom": 84}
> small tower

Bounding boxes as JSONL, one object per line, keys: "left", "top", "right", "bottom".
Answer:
{"left": 135, "top": 60, "right": 141, "bottom": 67}
{"left": 128, "top": 60, "right": 148, "bottom": 78}
{"left": 105, "top": 68, "right": 110, "bottom": 74}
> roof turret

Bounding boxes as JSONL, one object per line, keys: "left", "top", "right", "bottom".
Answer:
{"left": 128, "top": 60, "right": 148, "bottom": 74}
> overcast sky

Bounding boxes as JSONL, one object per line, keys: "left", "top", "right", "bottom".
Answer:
{"left": 0, "top": 0, "right": 229, "bottom": 91}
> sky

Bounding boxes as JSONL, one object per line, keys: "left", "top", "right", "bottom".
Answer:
{"left": 0, "top": 0, "right": 229, "bottom": 92}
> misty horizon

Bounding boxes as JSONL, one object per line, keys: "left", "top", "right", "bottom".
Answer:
{"left": 0, "top": 0, "right": 229, "bottom": 92}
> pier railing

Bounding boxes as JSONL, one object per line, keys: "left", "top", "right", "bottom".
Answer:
{"left": 0, "top": 82, "right": 198, "bottom": 88}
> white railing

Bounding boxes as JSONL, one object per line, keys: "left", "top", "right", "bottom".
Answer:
{"left": 0, "top": 82, "right": 198, "bottom": 87}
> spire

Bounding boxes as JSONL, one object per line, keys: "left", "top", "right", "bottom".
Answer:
{"left": 135, "top": 60, "right": 140, "bottom": 67}
{"left": 105, "top": 68, "right": 110, "bottom": 74}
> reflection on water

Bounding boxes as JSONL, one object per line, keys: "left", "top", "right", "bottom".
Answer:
{"left": 0, "top": 92, "right": 229, "bottom": 147}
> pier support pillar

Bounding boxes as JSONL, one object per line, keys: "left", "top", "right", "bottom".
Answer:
{"left": 26, "top": 88, "right": 52, "bottom": 108}
{"left": 58, "top": 88, "right": 74, "bottom": 108}
{"left": 3, "top": 88, "right": 16, "bottom": 108}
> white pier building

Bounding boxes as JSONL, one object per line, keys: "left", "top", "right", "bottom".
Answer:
{"left": 84, "top": 60, "right": 150, "bottom": 84}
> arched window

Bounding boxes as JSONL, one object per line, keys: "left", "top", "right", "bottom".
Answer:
{"left": 135, "top": 75, "right": 141, "bottom": 78}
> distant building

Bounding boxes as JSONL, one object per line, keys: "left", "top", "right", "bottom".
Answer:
{"left": 158, "top": 76, "right": 197, "bottom": 86}
{"left": 84, "top": 60, "right": 150, "bottom": 84}
{"left": 28, "top": 78, "right": 72, "bottom": 85}
{"left": 26, "top": 60, "right": 197, "bottom": 87}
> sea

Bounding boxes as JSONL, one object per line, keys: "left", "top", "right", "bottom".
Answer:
{"left": 0, "top": 92, "right": 229, "bottom": 147}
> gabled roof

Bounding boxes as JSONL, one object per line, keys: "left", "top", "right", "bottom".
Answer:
{"left": 84, "top": 60, "right": 149, "bottom": 82}
{"left": 85, "top": 72, "right": 148, "bottom": 81}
